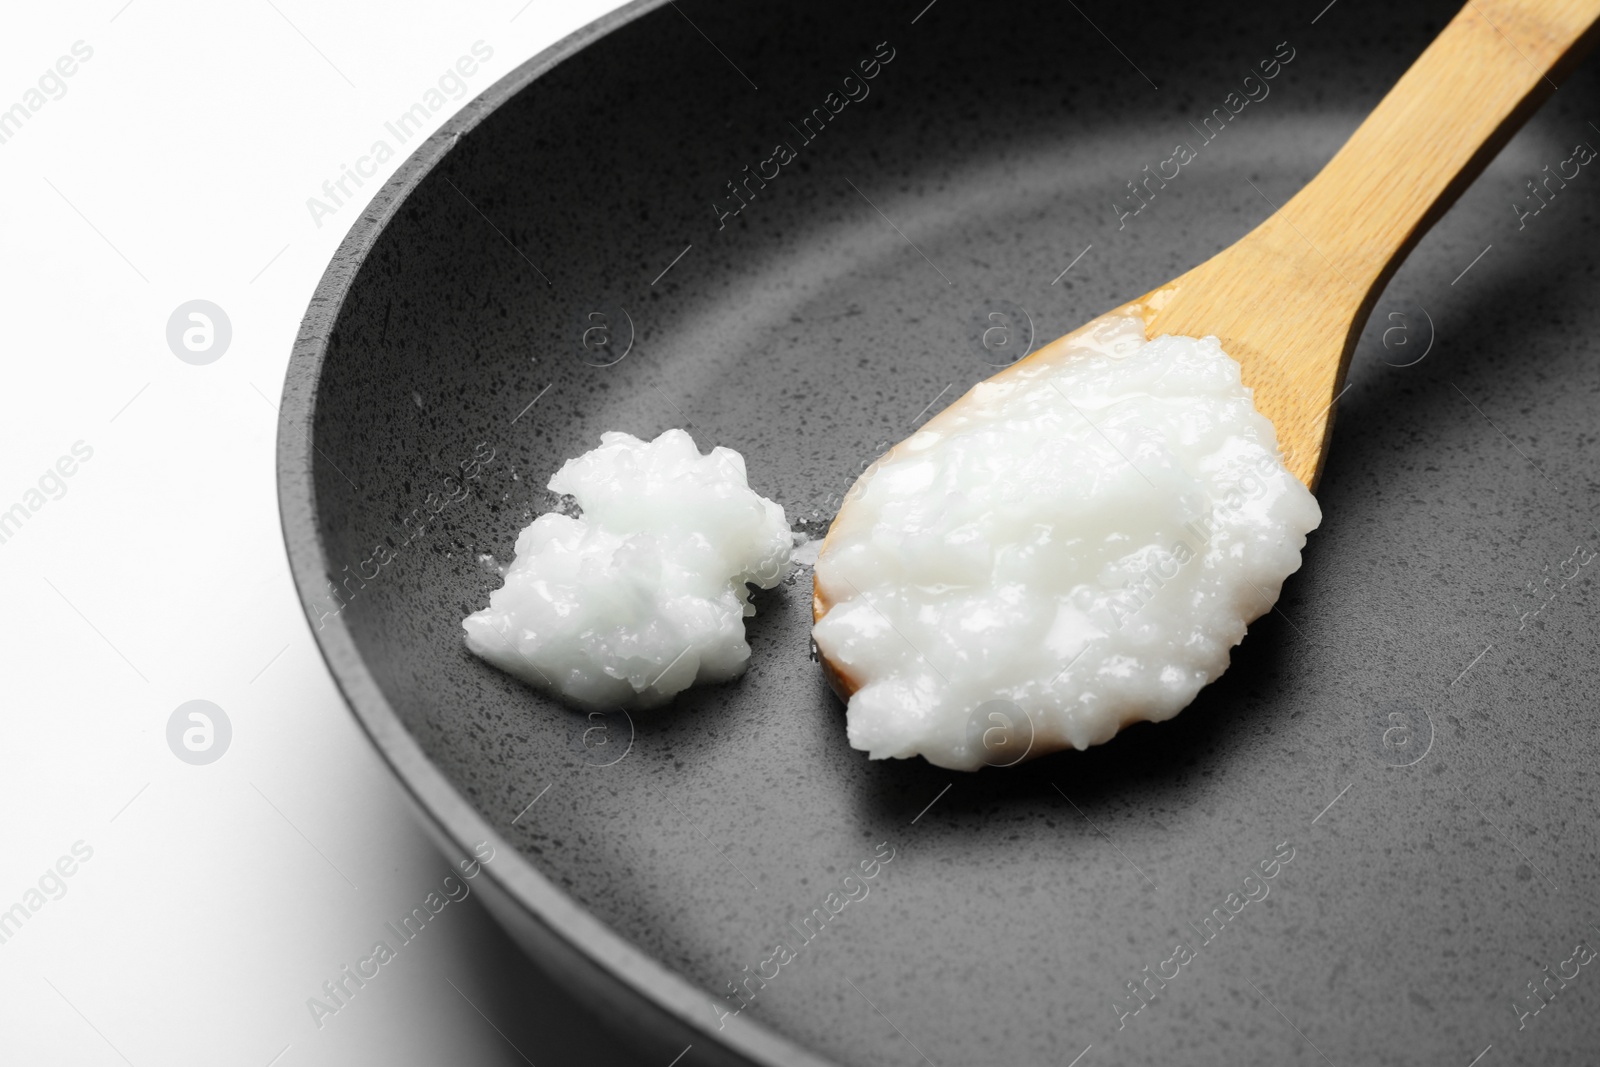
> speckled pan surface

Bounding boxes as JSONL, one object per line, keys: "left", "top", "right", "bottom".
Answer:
{"left": 278, "top": 1, "right": 1600, "bottom": 1063}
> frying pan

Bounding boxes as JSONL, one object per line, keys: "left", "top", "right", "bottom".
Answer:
{"left": 277, "top": 0, "right": 1600, "bottom": 1062}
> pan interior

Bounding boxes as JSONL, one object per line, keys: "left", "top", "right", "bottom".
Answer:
{"left": 304, "top": 1, "right": 1600, "bottom": 1062}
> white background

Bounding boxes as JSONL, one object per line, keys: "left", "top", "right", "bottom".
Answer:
{"left": 0, "top": 2, "right": 641, "bottom": 1064}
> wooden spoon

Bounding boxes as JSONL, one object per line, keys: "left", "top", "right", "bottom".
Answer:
{"left": 815, "top": 0, "right": 1600, "bottom": 699}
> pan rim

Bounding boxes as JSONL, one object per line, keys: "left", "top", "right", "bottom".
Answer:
{"left": 273, "top": 3, "right": 835, "bottom": 1064}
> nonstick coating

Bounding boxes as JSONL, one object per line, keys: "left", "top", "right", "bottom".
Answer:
{"left": 279, "top": 1, "right": 1600, "bottom": 1063}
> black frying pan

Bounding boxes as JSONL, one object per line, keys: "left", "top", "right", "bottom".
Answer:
{"left": 278, "top": 1, "right": 1600, "bottom": 1063}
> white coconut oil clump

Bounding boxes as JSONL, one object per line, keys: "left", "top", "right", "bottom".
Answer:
{"left": 812, "top": 313, "right": 1321, "bottom": 771}
{"left": 463, "top": 429, "right": 791, "bottom": 710}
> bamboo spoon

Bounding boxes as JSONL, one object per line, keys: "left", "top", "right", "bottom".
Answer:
{"left": 816, "top": 0, "right": 1600, "bottom": 699}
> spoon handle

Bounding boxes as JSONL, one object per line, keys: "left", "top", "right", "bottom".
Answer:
{"left": 1284, "top": 0, "right": 1600, "bottom": 295}
{"left": 1137, "top": 0, "right": 1600, "bottom": 490}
